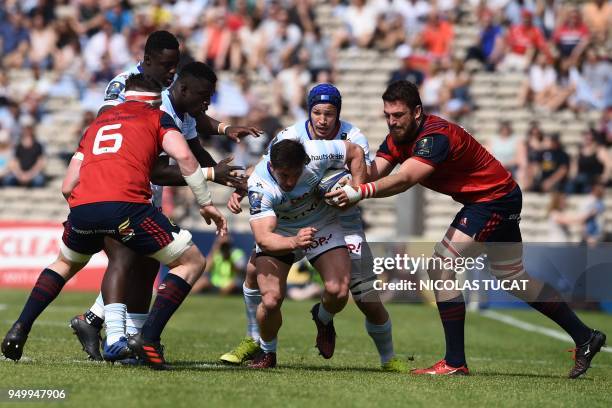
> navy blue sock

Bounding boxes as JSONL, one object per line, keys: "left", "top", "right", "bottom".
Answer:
{"left": 17, "top": 269, "right": 66, "bottom": 333}
{"left": 141, "top": 274, "right": 191, "bottom": 342}
{"left": 437, "top": 295, "right": 466, "bottom": 367}
{"left": 528, "top": 284, "right": 592, "bottom": 345}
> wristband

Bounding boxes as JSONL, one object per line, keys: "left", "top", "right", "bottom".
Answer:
{"left": 217, "top": 122, "right": 230, "bottom": 135}
{"left": 202, "top": 167, "right": 215, "bottom": 181}
{"left": 359, "top": 182, "right": 376, "bottom": 199}
{"left": 184, "top": 165, "right": 212, "bottom": 206}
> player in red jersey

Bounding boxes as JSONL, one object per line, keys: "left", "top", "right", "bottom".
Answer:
{"left": 1, "top": 75, "right": 227, "bottom": 369}
{"left": 328, "top": 80, "right": 606, "bottom": 379}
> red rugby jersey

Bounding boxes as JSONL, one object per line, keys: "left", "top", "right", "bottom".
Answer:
{"left": 69, "top": 101, "right": 179, "bottom": 207}
{"left": 376, "top": 114, "right": 517, "bottom": 204}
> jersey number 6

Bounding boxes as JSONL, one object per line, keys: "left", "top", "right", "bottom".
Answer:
{"left": 93, "top": 123, "right": 123, "bottom": 155}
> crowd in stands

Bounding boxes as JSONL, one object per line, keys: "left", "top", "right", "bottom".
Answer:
{"left": 0, "top": 0, "right": 610, "bottom": 241}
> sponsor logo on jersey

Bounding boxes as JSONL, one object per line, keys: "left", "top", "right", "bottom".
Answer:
{"left": 414, "top": 136, "right": 433, "bottom": 157}
{"left": 249, "top": 191, "right": 263, "bottom": 215}
{"left": 105, "top": 81, "right": 125, "bottom": 100}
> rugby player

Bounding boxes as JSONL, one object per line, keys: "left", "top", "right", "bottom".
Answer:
{"left": 69, "top": 31, "right": 255, "bottom": 361}
{"left": 245, "top": 138, "right": 366, "bottom": 368}
{"left": 328, "top": 80, "right": 607, "bottom": 378}
{"left": 2, "top": 74, "right": 227, "bottom": 370}
{"left": 222, "top": 84, "right": 408, "bottom": 372}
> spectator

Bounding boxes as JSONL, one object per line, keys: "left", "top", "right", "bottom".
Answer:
{"left": 582, "top": 0, "right": 611, "bottom": 43}
{"left": 392, "top": 0, "right": 431, "bottom": 41}
{"left": 544, "top": 58, "right": 580, "bottom": 112}
{"left": 76, "top": 0, "right": 105, "bottom": 38}
{"left": 0, "top": 101, "right": 21, "bottom": 144}
{"left": 82, "top": 20, "right": 130, "bottom": 73}
{"left": 532, "top": 132, "right": 569, "bottom": 193}
{"left": 574, "top": 48, "right": 612, "bottom": 111}
{"left": 420, "top": 62, "right": 446, "bottom": 112}
{"left": 518, "top": 52, "right": 556, "bottom": 108}
{"left": 105, "top": 0, "right": 133, "bottom": 34}
{"left": 517, "top": 122, "right": 544, "bottom": 191}
{"left": 4, "top": 119, "right": 46, "bottom": 188}
{"left": 272, "top": 53, "right": 310, "bottom": 120}
{"left": 552, "top": 7, "right": 590, "bottom": 60}
{"left": 487, "top": 120, "right": 520, "bottom": 175}
{"left": 497, "top": 9, "right": 551, "bottom": 72}
{"left": 53, "top": 17, "right": 81, "bottom": 73}
{"left": 465, "top": 9, "right": 503, "bottom": 71}
{"left": 371, "top": 11, "right": 406, "bottom": 52}
{"left": 504, "top": 0, "right": 537, "bottom": 26}
{"left": 0, "top": 11, "right": 30, "bottom": 68}
{"left": 302, "top": 25, "right": 333, "bottom": 81}
{"left": 417, "top": 11, "right": 454, "bottom": 61}
{"left": 547, "top": 192, "right": 572, "bottom": 242}
{"left": 191, "top": 235, "right": 246, "bottom": 295}
{"left": 566, "top": 130, "right": 610, "bottom": 194}
{"left": 441, "top": 58, "right": 472, "bottom": 120}
{"left": 172, "top": 0, "right": 208, "bottom": 30}
{"left": 28, "top": 12, "right": 56, "bottom": 70}
{"left": 260, "top": 8, "right": 302, "bottom": 75}
{"left": 579, "top": 183, "right": 606, "bottom": 245}
{"left": 198, "top": 8, "right": 232, "bottom": 71}
{"left": 535, "top": 0, "right": 562, "bottom": 38}
{"left": 333, "top": 0, "right": 379, "bottom": 49}
{"left": 389, "top": 45, "right": 425, "bottom": 86}
{"left": 0, "top": 125, "right": 12, "bottom": 182}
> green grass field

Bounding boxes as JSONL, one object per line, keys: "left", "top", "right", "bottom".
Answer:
{"left": 1, "top": 289, "right": 611, "bottom": 408}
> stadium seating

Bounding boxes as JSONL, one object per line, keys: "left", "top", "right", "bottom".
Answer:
{"left": 1, "top": 0, "right": 608, "bottom": 244}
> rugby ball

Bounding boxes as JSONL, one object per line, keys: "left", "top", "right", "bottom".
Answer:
{"left": 318, "top": 168, "right": 352, "bottom": 204}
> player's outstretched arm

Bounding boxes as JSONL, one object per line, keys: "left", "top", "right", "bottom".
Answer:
{"left": 250, "top": 217, "right": 316, "bottom": 255}
{"left": 150, "top": 154, "right": 246, "bottom": 189}
{"left": 194, "top": 111, "right": 263, "bottom": 143}
{"left": 326, "top": 157, "right": 435, "bottom": 207}
{"left": 369, "top": 156, "right": 394, "bottom": 182}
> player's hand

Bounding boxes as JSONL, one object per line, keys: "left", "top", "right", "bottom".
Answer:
{"left": 227, "top": 189, "right": 246, "bottom": 214}
{"left": 225, "top": 126, "right": 263, "bottom": 143}
{"left": 199, "top": 205, "right": 228, "bottom": 236}
{"left": 325, "top": 184, "right": 361, "bottom": 208}
{"left": 213, "top": 156, "right": 247, "bottom": 189}
{"left": 293, "top": 227, "right": 317, "bottom": 249}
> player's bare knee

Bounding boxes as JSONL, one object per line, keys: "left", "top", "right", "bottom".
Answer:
{"left": 324, "top": 279, "right": 349, "bottom": 301}
{"left": 261, "top": 291, "right": 283, "bottom": 312}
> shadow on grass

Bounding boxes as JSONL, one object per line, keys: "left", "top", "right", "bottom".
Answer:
{"left": 164, "top": 360, "right": 383, "bottom": 374}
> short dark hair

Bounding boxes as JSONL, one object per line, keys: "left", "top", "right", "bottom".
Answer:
{"left": 144, "top": 30, "right": 179, "bottom": 56}
{"left": 270, "top": 140, "right": 309, "bottom": 169}
{"left": 382, "top": 80, "right": 422, "bottom": 111}
{"left": 177, "top": 61, "right": 217, "bottom": 85}
{"left": 125, "top": 73, "right": 162, "bottom": 93}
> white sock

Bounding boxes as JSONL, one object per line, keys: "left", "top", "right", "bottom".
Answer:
{"left": 89, "top": 292, "right": 105, "bottom": 319}
{"left": 366, "top": 318, "right": 395, "bottom": 364}
{"left": 243, "top": 283, "right": 261, "bottom": 342}
{"left": 104, "top": 303, "right": 126, "bottom": 344}
{"left": 317, "top": 303, "right": 334, "bottom": 325}
{"left": 260, "top": 338, "right": 277, "bottom": 353}
{"left": 126, "top": 313, "right": 148, "bottom": 336}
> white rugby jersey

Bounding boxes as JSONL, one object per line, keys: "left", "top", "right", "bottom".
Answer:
{"left": 248, "top": 139, "right": 347, "bottom": 234}
{"left": 263, "top": 120, "right": 370, "bottom": 233}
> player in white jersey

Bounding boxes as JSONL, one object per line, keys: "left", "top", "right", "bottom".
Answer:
{"left": 222, "top": 84, "right": 407, "bottom": 372}
{"left": 245, "top": 138, "right": 367, "bottom": 368}
{"left": 68, "top": 54, "right": 248, "bottom": 361}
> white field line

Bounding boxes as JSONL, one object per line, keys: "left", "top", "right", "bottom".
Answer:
{"left": 481, "top": 310, "right": 611, "bottom": 353}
